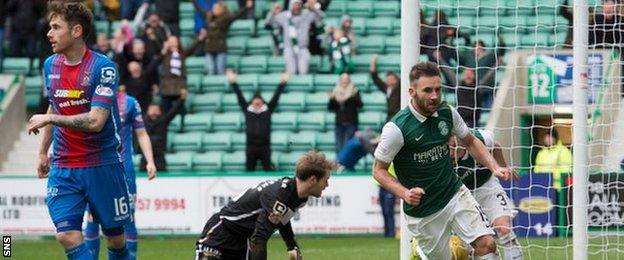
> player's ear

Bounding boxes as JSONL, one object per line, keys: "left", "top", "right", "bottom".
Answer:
{"left": 71, "top": 23, "right": 83, "bottom": 39}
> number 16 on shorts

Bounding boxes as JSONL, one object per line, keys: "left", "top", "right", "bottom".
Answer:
{"left": 114, "top": 197, "right": 129, "bottom": 216}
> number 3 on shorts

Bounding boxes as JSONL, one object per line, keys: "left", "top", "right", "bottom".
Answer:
{"left": 114, "top": 197, "right": 129, "bottom": 216}
{"left": 496, "top": 193, "right": 508, "bottom": 206}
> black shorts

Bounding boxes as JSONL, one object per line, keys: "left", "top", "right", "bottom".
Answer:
{"left": 195, "top": 214, "right": 250, "bottom": 260}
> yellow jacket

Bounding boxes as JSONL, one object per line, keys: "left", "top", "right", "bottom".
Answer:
{"left": 533, "top": 141, "right": 572, "bottom": 190}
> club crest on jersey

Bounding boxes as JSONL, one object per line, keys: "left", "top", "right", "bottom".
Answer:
{"left": 438, "top": 121, "right": 449, "bottom": 136}
{"left": 100, "top": 67, "right": 116, "bottom": 84}
{"left": 95, "top": 85, "right": 114, "bottom": 97}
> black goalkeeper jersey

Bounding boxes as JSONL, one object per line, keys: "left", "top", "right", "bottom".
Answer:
{"left": 199, "top": 177, "right": 307, "bottom": 259}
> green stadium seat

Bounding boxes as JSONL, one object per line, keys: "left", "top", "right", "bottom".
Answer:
{"left": 255, "top": 22, "right": 272, "bottom": 36}
{"left": 526, "top": 15, "right": 556, "bottom": 28}
{"left": 385, "top": 35, "right": 400, "bottom": 54}
{"left": 358, "top": 111, "right": 384, "bottom": 131}
{"left": 228, "top": 20, "right": 255, "bottom": 37}
{"left": 313, "top": 74, "right": 339, "bottom": 92}
{"left": 326, "top": 1, "right": 347, "bottom": 17}
{"left": 202, "top": 132, "right": 233, "bottom": 152}
{"left": 350, "top": 73, "right": 370, "bottom": 92}
{"left": 391, "top": 19, "right": 401, "bottom": 34}
{"left": 277, "top": 152, "right": 305, "bottom": 171}
{"left": 221, "top": 92, "right": 245, "bottom": 112}
{"left": 285, "top": 74, "right": 313, "bottom": 91}
{"left": 183, "top": 113, "right": 213, "bottom": 132}
{"left": 179, "top": 2, "right": 194, "bottom": 19}
{"left": 180, "top": 18, "right": 195, "bottom": 37}
{"left": 212, "top": 112, "right": 244, "bottom": 132}
{"left": 257, "top": 73, "right": 281, "bottom": 92}
{"left": 352, "top": 17, "right": 367, "bottom": 35}
{"left": 316, "top": 131, "right": 335, "bottom": 151}
{"left": 202, "top": 75, "right": 229, "bottom": 93}
{"left": 227, "top": 36, "right": 248, "bottom": 55}
{"left": 239, "top": 55, "right": 267, "bottom": 74}
{"left": 289, "top": 131, "right": 317, "bottom": 151}
{"left": 346, "top": 1, "right": 373, "bottom": 18}
{"left": 192, "top": 152, "right": 223, "bottom": 171}
{"left": 221, "top": 151, "right": 247, "bottom": 171}
{"left": 227, "top": 54, "right": 240, "bottom": 71}
{"left": 132, "top": 154, "right": 141, "bottom": 171}
{"left": 447, "top": 15, "right": 475, "bottom": 31}
{"left": 276, "top": 92, "right": 306, "bottom": 112}
{"left": 95, "top": 21, "right": 109, "bottom": 36}
{"left": 254, "top": 0, "right": 271, "bottom": 21}
{"left": 231, "top": 132, "right": 246, "bottom": 151}
{"left": 267, "top": 56, "right": 285, "bottom": 73}
{"left": 365, "top": 17, "right": 393, "bottom": 36}
{"left": 224, "top": 0, "right": 239, "bottom": 12}
{"left": 307, "top": 55, "right": 322, "bottom": 73}
{"left": 271, "top": 131, "right": 290, "bottom": 152}
{"left": 351, "top": 54, "right": 373, "bottom": 73}
{"left": 186, "top": 73, "right": 203, "bottom": 93}
{"left": 232, "top": 73, "right": 259, "bottom": 92}
{"left": 325, "top": 112, "right": 335, "bottom": 126}
{"left": 170, "top": 132, "right": 204, "bottom": 152}
{"left": 25, "top": 94, "right": 41, "bottom": 110}
{"left": 298, "top": 111, "right": 326, "bottom": 131}
{"left": 376, "top": 54, "right": 400, "bottom": 72}
{"left": 246, "top": 36, "right": 274, "bottom": 56}
{"left": 500, "top": 16, "right": 527, "bottom": 32}
{"left": 191, "top": 93, "right": 222, "bottom": 112}
{"left": 185, "top": 56, "right": 205, "bottom": 74}
{"left": 165, "top": 152, "right": 194, "bottom": 171}
{"left": 272, "top": 112, "right": 298, "bottom": 131}
{"left": 357, "top": 35, "right": 385, "bottom": 54}
{"left": 361, "top": 92, "right": 387, "bottom": 112}
{"left": 305, "top": 92, "right": 329, "bottom": 112}
{"left": 373, "top": 1, "right": 399, "bottom": 17}
{"left": 168, "top": 115, "right": 183, "bottom": 132}
{"left": 2, "top": 58, "right": 30, "bottom": 75}
{"left": 24, "top": 76, "right": 43, "bottom": 95}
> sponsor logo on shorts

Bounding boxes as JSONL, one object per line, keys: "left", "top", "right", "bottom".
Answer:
{"left": 518, "top": 196, "right": 553, "bottom": 214}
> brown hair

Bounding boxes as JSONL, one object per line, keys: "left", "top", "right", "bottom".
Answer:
{"left": 409, "top": 62, "right": 440, "bottom": 84}
{"left": 48, "top": 1, "right": 93, "bottom": 40}
{"left": 295, "top": 151, "right": 335, "bottom": 181}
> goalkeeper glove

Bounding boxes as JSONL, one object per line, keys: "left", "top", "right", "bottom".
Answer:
{"left": 287, "top": 246, "right": 302, "bottom": 260}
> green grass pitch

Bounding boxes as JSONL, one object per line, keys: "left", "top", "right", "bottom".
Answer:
{"left": 8, "top": 236, "right": 623, "bottom": 259}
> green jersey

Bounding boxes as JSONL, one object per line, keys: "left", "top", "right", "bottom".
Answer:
{"left": 455, "top": 129, "right": 495, "bottom": 190}
{"left": 374, "top": 101, "right": 470, "bottom": 218}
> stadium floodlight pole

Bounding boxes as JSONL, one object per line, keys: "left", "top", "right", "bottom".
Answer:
{"left": 400, "top": 0, "right": 419, "bottom": 259}
{"left": 572, "top": 0, "right": 589, "bottom": 259}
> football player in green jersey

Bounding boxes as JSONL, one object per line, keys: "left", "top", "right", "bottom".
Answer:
{"left": 373, "top": 62, "right": 512, "bottom": 259}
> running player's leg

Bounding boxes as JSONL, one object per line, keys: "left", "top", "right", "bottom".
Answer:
{"left": 404, "top": 206, "right": 453, "bottom": 259}
{"left": 47, "top": 167, "right": 92, "bottom": 260}
{"left": 84, "top": 211, "right": 101, "bottom": 259}
{"left": 474, "top": 177, "right": 522, "bottom": 260}
{"left": 450, "top": 186, "right": 499, "bottom": 259}
{"left": 85, "top": 163, "right": 131, "bottom": 260}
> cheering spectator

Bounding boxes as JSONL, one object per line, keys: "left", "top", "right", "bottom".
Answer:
{"left": 266, "top": 0, "right": 325, "bottom": 74}
{"left": 92, "top": 33, "right": 115, "bottom": 59}
{"left": 192, "top": 0, "right": 218, "bottom": 35}
{"left": 192, "top": 0, "right": 253, "bottom": 75}
{"left": 534, "top": 128, "right": 572, "bottom": 190}
{"left": 421, "top": 10, "right": 471, "bottom": 64}
{"left": 327, "top": 29, "right": 354, "bottom": 74}
{"left": 560, "top": 0, "right": 574, "bottom": 47}
{"left": 370, "top": 54, "right": 400, "bottom": 122}
{"left": 237, "top": 0, "right": 255, "bottom": 19}
{"left": 336, "top": 129, "right": 379, "bottom": 172}
{"left": 159, "top": 32, "right": 206, "bottom": 122}
{"left": 328, "top": 73, "right": 363, "bottom": 152}
{"left": 6, "top": 0, "right": 44, "bottom": 58}
{"left": 150, "top": 0, "right": 182, "bottom": 36}
{"left": 142, "top": 97, "right": 186, "bottom": 171}
{"left": 455, "top": 68, "right": 480, "bottom": 128}
{"left": 338, "top": 14, "right": 356, "bottom": 51}
{"left": 227, "top": 70, "right": 290, "bottom": 171}
{"left": 114, "top": 39, "right": 159, "bottom": 89}
{"left": 121, "top": 0, "right": 144, "bottom": 20}
{"left": 589, "top": 0, "right": 623, "bottom": 47}
{"left": 123, "top": 59, "right": 161, "bottom": 113}
{"left": 139, "top": 13, "right": 171, "bottom": 57}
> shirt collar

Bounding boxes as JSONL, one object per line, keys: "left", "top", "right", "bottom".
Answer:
{"left": 408, "top": 99, "right": 438, "bottom": 123}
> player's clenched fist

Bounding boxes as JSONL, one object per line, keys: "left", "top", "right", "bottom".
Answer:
{"left": 492, "top": 167, "right": 517, "bottom": 181}
{"left": 402, "top": 187, "right": 425, "bottom": 207}
{"left": 287, "top": 247, "right": 302, "bottom": 260}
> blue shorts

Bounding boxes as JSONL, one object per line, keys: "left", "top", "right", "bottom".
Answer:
{"left": 47, "top": 163, "right": 131, "bottom": 232}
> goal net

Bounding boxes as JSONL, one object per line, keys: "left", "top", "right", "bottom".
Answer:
{"left": 414, "top": 0, "right": 624, "bottom": 258}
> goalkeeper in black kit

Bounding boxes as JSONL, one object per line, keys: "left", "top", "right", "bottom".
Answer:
{"left": 195, "top": 151, "right": 335, "bottom": 260}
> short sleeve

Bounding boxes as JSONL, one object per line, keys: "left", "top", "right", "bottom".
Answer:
{"left": 42, "top": 56, "right": 54, "bottom": 104}
{"left": 449, "top": 105, "right": 470, "bottom": 139}
{"left": 91, "top": 60, "right": 119, "bottom": 109}
{"left": 374, "top": 122, "right": 404, "bottom": 163}
{"left": 478, "top": 129, "right": 495, "bottom": 148}
{"left": 130, "top": 98, "right": 145, "bottom": 130}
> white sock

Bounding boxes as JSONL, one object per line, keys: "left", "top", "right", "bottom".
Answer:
{"left": 478, "top": 252, "right": 501, "bottom": 260}
{"left": 497, "top": 232, "right": 523, "bottom": 260}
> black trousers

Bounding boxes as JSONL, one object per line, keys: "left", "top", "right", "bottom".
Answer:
{"left": 195, "top": 214, "right": 250, "bottom": 260}
{"left": 245, "top": 145, "right": 273, "bottom": 171}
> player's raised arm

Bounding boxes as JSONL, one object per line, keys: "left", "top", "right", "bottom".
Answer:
{"left": 373, "top": 122, "right": 425, "bottom": 207}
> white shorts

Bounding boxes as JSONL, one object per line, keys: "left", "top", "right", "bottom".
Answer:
{"left": 406, "top": 185, "right": 495, "bottom": 259}
{"left": 472, "top": 176, "right": 517, "bottom": 224}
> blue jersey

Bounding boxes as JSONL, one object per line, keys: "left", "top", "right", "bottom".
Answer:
{"left": 116, "top": 92, "right": 144, "bottom": 171}
{"left": 43, "top": 49, "right": 122, "bottom": 168}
